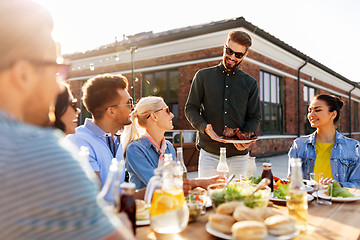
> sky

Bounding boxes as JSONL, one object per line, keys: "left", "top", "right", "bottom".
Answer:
{"left": 33, "top": 0, "right": 360, "bottom": 82}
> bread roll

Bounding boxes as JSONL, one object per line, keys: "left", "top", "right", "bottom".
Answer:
{"left": 216, "top": 201, "right": 244, "bottom": 215}
{"left": 231, "top": 221, "right": 268, "bottom": 240}
{"left": 264, "top": 214, "right": 297, "bottom": 235}
{"left": 233, "top": 205, "right": 263, "bottom": 222}
{"left": 208, "top": 213, "right": 236, "bottom": 234}
{"left": 255, "top": 207, "right": 277, "bottom": 220}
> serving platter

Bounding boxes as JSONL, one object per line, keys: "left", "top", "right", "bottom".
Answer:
{"left": 205, "top": 222, "right": 300, "bottom": 240}
{"left": 313, "top": 190, "right": 360, "bottom": 202}
{"left": 218, "top": 137, "right": 258, "bottom": 144}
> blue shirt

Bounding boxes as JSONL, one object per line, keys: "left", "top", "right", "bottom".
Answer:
{"left": 288, "top": 130, "right": 360, "bottom": 188}
{"left": 0, "top": 111, "right": 120, "bottom": 240}
{"left": 126, "top": 136, "right": 177, "bottom": 189}
{"left": 66, "top": 118, "right": 125, "bottom": 199}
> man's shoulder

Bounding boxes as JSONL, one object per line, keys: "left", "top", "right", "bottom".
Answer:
{"left": 67, "top": 124, "right": 98, "bottom": 143}
{"left": 238, "top": 70, "right": 257, "bottom": 82}
{"left": 197, "top": 65, "right": 218, "bottom": 74}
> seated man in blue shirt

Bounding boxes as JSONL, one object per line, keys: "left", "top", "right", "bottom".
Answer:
{"left": 0, "top": 1, "right": 134, "bottom": 239}
{"left": 67, "top": 74, "right": 133, "bottom": 194}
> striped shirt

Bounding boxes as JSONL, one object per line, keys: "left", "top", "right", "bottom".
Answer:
{"left": 0, "top": 111, "right": 120, "bottom": 240}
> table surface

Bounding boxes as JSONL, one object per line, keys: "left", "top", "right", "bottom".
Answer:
{"left": 136, "top": 188, "right": 360, "bottom": 240}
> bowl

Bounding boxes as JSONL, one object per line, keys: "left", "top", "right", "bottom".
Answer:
{"left": 207, "top": 182, "right": 271, "bottom": 209}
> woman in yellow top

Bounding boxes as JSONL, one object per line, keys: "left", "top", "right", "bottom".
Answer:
{"left": 289, "top": 94, "right": 360, "bottom": 188}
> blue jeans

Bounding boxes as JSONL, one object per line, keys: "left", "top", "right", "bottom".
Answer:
{"left": 198, "top": 149, "right": 249, "bottom": 179}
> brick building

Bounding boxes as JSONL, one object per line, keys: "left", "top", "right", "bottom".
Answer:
{"left": 65, "top": 17, "right": 360, "bottom": 158}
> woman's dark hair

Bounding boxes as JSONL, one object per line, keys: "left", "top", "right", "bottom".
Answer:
{"left": 54, "top": 85, "right": 71, "bottom": 132}
{"left": 314, "top": 94, "right": 344, "bottom": 124}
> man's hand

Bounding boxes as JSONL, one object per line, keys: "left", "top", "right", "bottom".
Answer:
{"left": 205, "top": 124, "right": 226, "bottom": 143}
{"left": 233, "top": 140, "right": 256, "bottom": 151}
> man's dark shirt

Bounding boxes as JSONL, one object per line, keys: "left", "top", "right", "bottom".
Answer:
{"left": 185, "top": 62, "right": 261, "bottom": 157}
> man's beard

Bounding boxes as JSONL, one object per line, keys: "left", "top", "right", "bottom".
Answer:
{"left": 223, "top": 56, "right": 242, "bottom": 71}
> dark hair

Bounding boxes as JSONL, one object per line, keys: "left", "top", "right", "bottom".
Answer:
{"left": 0, "top": 0, "right": 54, "bottom": 69}
{"left": 54, "top": 84, "right": 71, "bottom": 132}
{"left": 82, "top": 74, "right": 128, "bottom": 119}
{"left": 227, "top": 31, "right": 252, "bottom": 50}
{"left": 314, "top": 94, "right": 344, "bottom": 124}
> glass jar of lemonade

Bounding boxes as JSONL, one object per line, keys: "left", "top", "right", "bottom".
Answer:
{"left": 145, "top": 154, "right": 189, "bottom": 238}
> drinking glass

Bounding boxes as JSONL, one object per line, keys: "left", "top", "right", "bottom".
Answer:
{"left": 188, "top": 189, "right": 207, "bottom": 215}
{"left": 310, "top": 172, "right": 332, "bottom": 205}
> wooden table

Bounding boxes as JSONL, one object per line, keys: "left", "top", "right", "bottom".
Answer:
{"left": 136, "top": 188, "right": 360, "bottom": 240}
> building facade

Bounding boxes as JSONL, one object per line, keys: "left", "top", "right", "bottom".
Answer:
{"left": 65, "top": 17, "right": 360, "bottom": 157}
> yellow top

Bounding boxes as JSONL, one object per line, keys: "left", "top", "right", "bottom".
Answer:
{"left": 314, "top": 142, "right": 334, "bottom": 179}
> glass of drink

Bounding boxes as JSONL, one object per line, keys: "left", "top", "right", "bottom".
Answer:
{"left": 310, "top": 172, "right": 325, "bottom": 204}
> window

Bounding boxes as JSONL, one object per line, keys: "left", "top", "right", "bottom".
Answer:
{"left": 260, "top": 71, "right": 283, "bottom": 134}
{"left": 303, "top": 85, "right": 316, "bottom": 134}
{"left": 143, "top": 69, "right": 179, "bottom": 128}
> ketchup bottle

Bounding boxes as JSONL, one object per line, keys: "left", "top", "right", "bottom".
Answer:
{"left": 119, "top": 182, "right": 136, "bottom": 235}
{"left": 261, "top": 163, "right": 274, "bottom": 192}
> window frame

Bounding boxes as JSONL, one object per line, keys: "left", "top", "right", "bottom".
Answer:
{"left": 303, "top": 85, "right": 317, "bottom": 135}
{"left": 259, "top": 70, "right": 283, "bottom": 135}
{"left": 142, "top": 69, "right": 179, "bottom": 128}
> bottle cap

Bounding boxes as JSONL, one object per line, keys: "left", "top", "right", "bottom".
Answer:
{"left": 263, "top": 163, "right": 272, "bottom": 169}
{"left": 120, "top": 182, "right": 136, "bottom": 189}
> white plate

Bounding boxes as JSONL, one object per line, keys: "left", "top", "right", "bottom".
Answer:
{"left": 218, "top": 137, "right": 258, "bottom": 144}
{"left": 306, "top": 185, "right": 314, "bottom": 192}
{"left": 270, "top": 193, "right": 314, "bottom": 203}
{"left": 312, "top": 190, "right": 360, "bottom": 202}
{"left": 136, "top": 219, "right": 150, "bottom": 226}
{"left": 205, "top": 222, "right": 300, "bottom": 240}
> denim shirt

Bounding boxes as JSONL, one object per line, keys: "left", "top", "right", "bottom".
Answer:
{"left": 126, "top": 136, "right": 177, "bottom": 190}
{"left": 288, "top": 131, "right": 360, "bottom": 188}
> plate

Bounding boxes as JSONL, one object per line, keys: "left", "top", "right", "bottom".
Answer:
{"left": 312, "top": 190, "right": 360, "bottom": 202}
{"left": 306, "top": 185, "right": 314, "bottom": 193}
{"left": 270, "top": 193, "right": 314, "bottom": 204}
{"left": 136, "top": 219, "right": 150, "bottom": 226}
{"left": 218, "top": 137, "right": 258, "bottom": 144}
{"left": 205, "top": 222, "right": 300, "bottom": 240}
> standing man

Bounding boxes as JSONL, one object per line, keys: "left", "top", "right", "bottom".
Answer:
{"left": 67, "top": 74, "right": 133, "bottom": 193}
{"left": 185, "top": 30, "right": 261, "bottom": 178}
{"left": 0, "top": 0, "right": 134, "bottom": 239}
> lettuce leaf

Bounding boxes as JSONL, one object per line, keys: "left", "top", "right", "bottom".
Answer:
{"left": 273, "top": 183, "right": 289, "bottom": 199}
{"left": 329, "top": 182, "right": 354, "bottom": 198}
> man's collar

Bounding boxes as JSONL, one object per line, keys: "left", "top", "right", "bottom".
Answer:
{"left": 84, "top": 118, "right": 112, "bottom": 138}
{"left": 217, "top": 62, "right": 240, "bottom": 75}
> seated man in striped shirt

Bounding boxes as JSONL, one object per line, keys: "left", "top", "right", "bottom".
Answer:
{"left": 0, "top": 1, "right": 134, "bottom": 239}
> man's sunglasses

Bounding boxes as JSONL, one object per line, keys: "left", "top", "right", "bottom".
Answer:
{"left": 224, "top": 44, "right": 247, "bottom": 59}
{"left": 146, "top": 107, "right": 170, "bottom": 119}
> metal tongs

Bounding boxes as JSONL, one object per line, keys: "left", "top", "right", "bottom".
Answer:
{"left": 245, "top": 178, "right": 271, "bottom": 201}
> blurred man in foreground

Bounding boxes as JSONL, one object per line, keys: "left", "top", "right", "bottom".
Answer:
{"left": 0, "top": 0, "right": 134, "bottom": 239}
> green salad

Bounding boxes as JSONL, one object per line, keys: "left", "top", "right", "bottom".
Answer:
{"left": 273, "top": 183, "right": 289, "bottom": 200}
{"left": 210, "top": 183, "right": 269, "bottom": 208}
{"left": 328, "top": 182, "right": 354, "bottom": 198}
